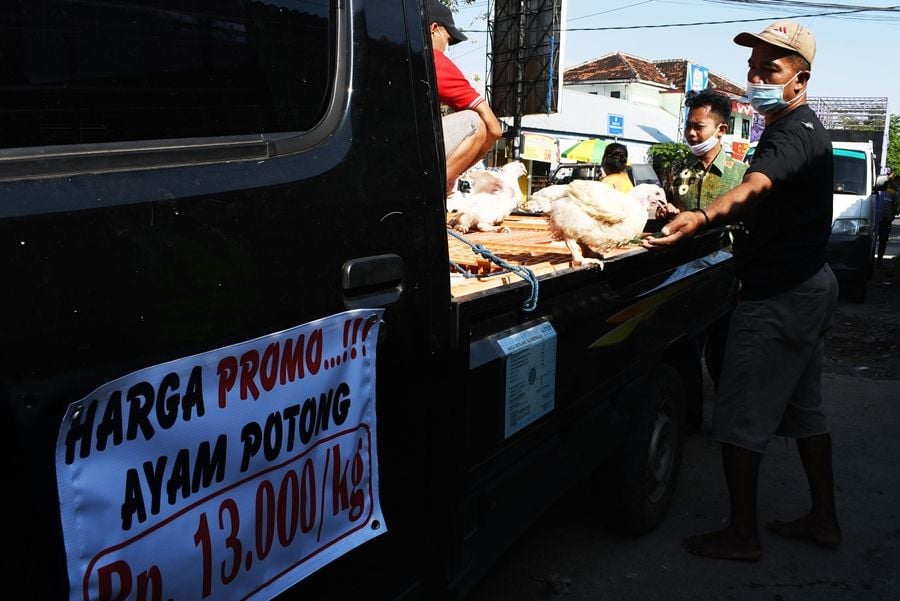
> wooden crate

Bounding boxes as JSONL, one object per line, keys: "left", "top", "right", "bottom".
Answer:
{"left": 447, "top": 213, "right": 642, "bottom": 298}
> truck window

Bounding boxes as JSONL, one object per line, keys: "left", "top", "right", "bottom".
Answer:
{"left": 833, "top": 149, "right": 867, "bottom": 194}
{"left": 1, "top": 0, "right": 334, "bottom": 149}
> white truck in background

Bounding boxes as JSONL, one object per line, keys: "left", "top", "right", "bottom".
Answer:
{"left": 827, "top": 140, "right": 888, "bottom": 301}
{"left": 743, "top": 139, "right": 888, "bottom": 302}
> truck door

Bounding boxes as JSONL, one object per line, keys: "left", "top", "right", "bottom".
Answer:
{"left": 0, "top": 1, "right": 449, "bottom": 599}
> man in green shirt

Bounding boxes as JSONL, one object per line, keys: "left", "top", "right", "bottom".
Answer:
{"left": 672, "top": 90, "right": 748, "bottom": 210}
{"left": 668, "top": 90, "right": 748, "bottom": 391}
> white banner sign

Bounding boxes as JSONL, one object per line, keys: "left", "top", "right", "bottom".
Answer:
{"left": 56, "top": 309, "right": 386, "bottom": 601}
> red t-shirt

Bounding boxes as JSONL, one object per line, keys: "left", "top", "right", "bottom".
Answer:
{"left": 433, "top": 50, "right": 484, "bottom": 112}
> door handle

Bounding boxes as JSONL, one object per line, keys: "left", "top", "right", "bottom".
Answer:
{"left": 341, "top": 254, "right": 405, "bottom": 309}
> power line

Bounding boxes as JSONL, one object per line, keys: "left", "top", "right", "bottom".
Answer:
{"left": 699, "top": 0, "right": 900, "bottom": 22}
{"left": 463, "top": 3, "right": 900, "bottom": 33}
{"left": 567, "top": 6, "right": 893, "bottom": 30}
{"left": 568, "top": 0, "right": 656, "bottom": 22}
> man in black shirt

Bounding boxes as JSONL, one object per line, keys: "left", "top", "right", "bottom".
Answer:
{"left": 645, "top": 21, "right": 841, "bottom": 561}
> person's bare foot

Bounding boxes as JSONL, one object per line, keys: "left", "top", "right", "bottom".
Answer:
{"left": 683, "top": 527, "right": 763, "bottom": 561}
{"left": 767, "top": 514, "right": 842, "bottom": 548}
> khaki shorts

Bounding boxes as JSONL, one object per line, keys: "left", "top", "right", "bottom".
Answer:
{"left": 713, "top": 264, "right": 839, "bottom": 453}
{"left": 442, "top": 110, "right": 480, "bottom": 157}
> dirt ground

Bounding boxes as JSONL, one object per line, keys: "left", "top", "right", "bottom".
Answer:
{"left": 825, "top": 255, "right": 900, "bottom": 379}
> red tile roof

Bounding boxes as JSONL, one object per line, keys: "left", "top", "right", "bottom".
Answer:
{"left": 565, "top": 52, "right": 672, "bottom": 87}
{"left": 565, "top": 55, "right": 746, "bottom": 96}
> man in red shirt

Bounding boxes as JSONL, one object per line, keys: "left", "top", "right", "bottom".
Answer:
{"left": 426, "top": 0, "right": 502, "bottom": 195}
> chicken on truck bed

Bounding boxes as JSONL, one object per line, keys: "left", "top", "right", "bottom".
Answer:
{"left": 447, "top": 214, "right": 646, "bottom": 297}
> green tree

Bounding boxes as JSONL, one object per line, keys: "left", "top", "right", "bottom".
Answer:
{"left": 887, "top": 114, "right": 900, "bottom": 176}
{"left": 646, "top": 142, "right": 691, "bottom": 200}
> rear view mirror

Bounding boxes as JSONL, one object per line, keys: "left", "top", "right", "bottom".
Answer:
{"left": 874, "top": 174, "right": 889, "bottom": 191}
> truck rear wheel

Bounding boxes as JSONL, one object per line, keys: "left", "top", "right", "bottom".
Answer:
{"left": 595, "top": 365, "right": 686, "bottom": 534}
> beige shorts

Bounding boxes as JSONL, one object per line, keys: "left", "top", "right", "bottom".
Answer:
{"left": 713, "top": 264, "right": 839, "bottom": 453}
{"left": 442, "top": 110, "right": 480, "bottom": 157}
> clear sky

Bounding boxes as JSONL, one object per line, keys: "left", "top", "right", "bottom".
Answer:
{"left": 446, "top": 0, "right": 900, "bottom": 114}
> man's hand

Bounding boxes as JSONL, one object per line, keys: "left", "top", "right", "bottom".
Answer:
{"left": 655, "top": 202, "right": 680, "bottom": 220}
{"left": 641, "top": 210, "right": 706, "bottom": 248}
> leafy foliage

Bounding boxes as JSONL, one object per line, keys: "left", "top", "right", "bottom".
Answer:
{"left": 887, "top": 114, "right": 900, "bottom": 176}
{"left": 646, "top": 142, "right": 691, "bottom": 200}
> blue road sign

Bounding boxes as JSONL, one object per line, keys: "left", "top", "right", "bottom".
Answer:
{"left": 608, "top": 114, "right": 624, "bottom": 136}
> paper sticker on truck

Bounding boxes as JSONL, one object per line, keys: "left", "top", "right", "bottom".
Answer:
{"left": 56, "top": 309, "right": 386, "bottom": 601}
{"left": 496, "top": 321, "right": 558, "bottom": 438}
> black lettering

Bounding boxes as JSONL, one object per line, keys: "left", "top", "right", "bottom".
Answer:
{"left": 142, "top": 456, "right": 167, "bottom": 518}
{"left": 96, "top": 393, "right": 123, "bottom": 452}
{"left": 315, "top": 389, "right": 333, "bottom": 435}
{"left": 182, "top": 365, "right": 205, "bottom": 419}
{"left": 192, "top": 434, "right": 227, "bottom": 493}
{"left": 263, "top": 412, "right": 283, "bottom": 462}
{"left": 126, "top": 381, "right": 156, "bottom": 442}
{"left": 299, "top": 397, "right": 316, "bottom": 444}
{"left": 283, "top": 405, "right": 300, "bottom": 453}
{"left": 333, "top": 382, "right": 351, "bottom": 425}
{"left": 120, "top": 468, "right": 147, "bottom": 531}
{"left": 166, "top": 448, "right": 192, "bottom": 505}
{"left": 156, "top": 373, "right": 180, "bottom": 430}
{"left": 65, "top": 399, "right": 98, "bottom": 464}
{"left": 240, "top": 421, "right": 262, "bottom": 472}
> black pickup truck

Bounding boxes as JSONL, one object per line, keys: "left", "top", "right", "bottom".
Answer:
{"left": 1, "top": 1, "right": 735, "bottom": 600}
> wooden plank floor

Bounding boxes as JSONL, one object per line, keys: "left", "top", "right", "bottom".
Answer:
{"left": 447, "top": 213, "right": 643, "bottom": 298}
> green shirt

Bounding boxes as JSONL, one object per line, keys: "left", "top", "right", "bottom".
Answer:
{"left": 673, "top": 148, "right": 748, "bottom": 210}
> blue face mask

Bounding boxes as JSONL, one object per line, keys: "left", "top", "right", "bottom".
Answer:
{"left": 746, "top": 73, "right": 803, "bottom": 115}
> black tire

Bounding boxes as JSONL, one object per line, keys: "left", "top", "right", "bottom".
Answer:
{"left": 596, "top": 365, "right": 687, "bottom": 534}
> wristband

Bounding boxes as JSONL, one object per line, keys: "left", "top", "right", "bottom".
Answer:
{"left": 690, "top": 208, "right": 710, "bottom": 234}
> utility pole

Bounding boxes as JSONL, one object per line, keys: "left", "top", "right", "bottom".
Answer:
{"left": 512, "top": 0, "right": 526, "bottom": 160}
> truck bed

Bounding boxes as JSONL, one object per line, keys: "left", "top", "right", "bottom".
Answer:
{"left": 448, "top": 213, "right": 645, "bottom": 298}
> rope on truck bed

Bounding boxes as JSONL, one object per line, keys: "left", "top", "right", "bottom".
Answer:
{"left": 446, "top": 228, "right": 539, "bottom": 312}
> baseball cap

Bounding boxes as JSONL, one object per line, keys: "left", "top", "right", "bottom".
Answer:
{"left": 734, "top": 20, "right": 816, "bottom": 66}
{"left": 425, "top": 0, "right": 467, "bottom": 45}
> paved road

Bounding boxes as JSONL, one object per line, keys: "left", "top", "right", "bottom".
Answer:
{"left": 466, "top": 362, "right": 900, "bottom": 601}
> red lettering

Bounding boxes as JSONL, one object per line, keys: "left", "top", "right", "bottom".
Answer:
{"left": 280, "top": 335, "right": 306, "bottom": 384}
{"left": 217, "top": 356, "right": 238, "bottom": 409}
{"left": 306, "top": 329, "right": 323, "bottom": 376}
{"left": 136, "top": 565, "right": 163, "bottom": 601}
{"left": 260, "top": 343, "right": 279, "bottom": 392}
{"left": 97, "top": 560, "right": 132, "bottom": 601}
{"left": 239, "top": 350, "right": 260, "bottom": 401}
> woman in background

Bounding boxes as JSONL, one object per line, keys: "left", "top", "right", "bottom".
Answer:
{"left": 601, "top": 143, "right": 634, "bottom": 192}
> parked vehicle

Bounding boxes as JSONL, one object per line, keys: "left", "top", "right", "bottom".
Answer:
{"left": 548, "top": 162, "right": 661, "bottom": 187}
{"left": 1, "top": 2, "right": 737, "bottom": 600}
{"left": 743, "top": 140, "right": 887, "bottom": 302}
{"left": 548, "top": 161, "right": 605, "bottom": 184}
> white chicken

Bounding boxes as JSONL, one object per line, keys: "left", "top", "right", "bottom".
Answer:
{"left": 548, "top": 181, "right": 667, "bottom": 266}
{"left": 448, "top": 161, "right": 527, "bottom": 234}
{"left": 522, "top": 183, "right": 570, "bottom": 214}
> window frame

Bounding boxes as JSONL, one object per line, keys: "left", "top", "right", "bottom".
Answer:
{"left": 0, "top": 0, "right": 348, "bottom": 183}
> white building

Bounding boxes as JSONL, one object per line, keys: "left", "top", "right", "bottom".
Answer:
{"left": 506, "top": 52, "right": 752, "bottom": 172}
